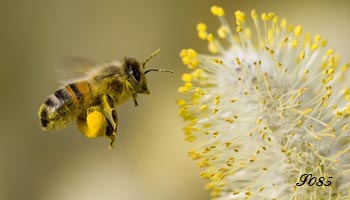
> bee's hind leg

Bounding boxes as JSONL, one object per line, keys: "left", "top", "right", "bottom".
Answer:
{"left": 100, "top": 94, "right": 118, "bottom": 149}
{"left": 105, "top": 109, "right": 118, "bottom": 149}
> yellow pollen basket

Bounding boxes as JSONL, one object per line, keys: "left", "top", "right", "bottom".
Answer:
{"left": 77, "top": 110, "right": 107, "bottom": 138}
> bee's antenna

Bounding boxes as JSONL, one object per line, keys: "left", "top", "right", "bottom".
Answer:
{"left": 144, "top": 69, "right": 173, "bottom": 74}
{"left": 142, "top": 49, "right": 173, "bottom": 74}
{"left": 142, "top": 48, "right": 161, "bottom": 69}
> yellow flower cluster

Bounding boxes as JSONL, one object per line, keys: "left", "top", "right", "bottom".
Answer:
{"left": 178, "top": 5, "right": 350, "bottom": 199}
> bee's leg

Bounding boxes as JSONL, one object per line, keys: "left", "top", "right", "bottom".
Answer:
{"left": 132, "top": 93, "right": 138, "bottom": 107}
{"left": 100, "top": 94, "right": 118, "bottom": 149}
{"left": 100, "top": 94, "right": 116, "bottom": 129}
{"left": 105, "top": 109, "right": 118, "bottom": 149}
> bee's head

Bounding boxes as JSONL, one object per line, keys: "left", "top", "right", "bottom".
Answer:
{"left": 124, "top": 57, "right": 149, "bottom": 94}
{"left": 124, "top": 49, "right": 173, "bottom": 94}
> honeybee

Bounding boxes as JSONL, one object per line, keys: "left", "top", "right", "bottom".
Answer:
{"left": 38, "top": 49, "right": 172, "bottom": 149}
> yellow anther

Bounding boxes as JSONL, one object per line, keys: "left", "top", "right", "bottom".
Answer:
{"left": 321, "top": 39, "right": 327, "bottom": 47}
{"left": 194, "top": 87, "right": 204, "bottom": 95}
{"left": 185, "top": 135, "right": 195, "bottom": 142}
{"left": 236, "top": 25, "right": 242, "bottom": 33}
{"left": 298, "top": 88, "right": 307, "bottom": 95}
{"left": 198, "top": 32, "right": 207, "bottom": 40}
{"left": 179, "top": 49, "right": 187, "bottom": 57}
{"left": 346, "top": 105, "right": 350, "bottom": 114}
{"left": 194, "top": 87, "right": 202, "bottom": 93}
{"left": 214, "top": 96, "right": 221, "bottom": 105}
{"left": 184, "top": 125, "right": 194, "bottom": 134}
{"left": 263, "top": 72, "right": 268, "bottom": 80}
{"left": 213, "top": 58, "right": 223, "bottom": 64}
{"left": 190, "top": 59, "right": 199, "bottom": 69}
{"left": 235, "top": 57, "right": 241, "bottom": 65}
{"left": 273, "top": 16, "right": 278, "bottom": 24}
{"left": 190, "top": 118, "right": 198, "bottom": 125}
{"left": 280, "top": 18, "right": 287, "bottom": 28}
{"left": 200, "top": 105, "right": 208, "bottom": 111}
{"left": 217, "top": 26, "right": 228, "bottom": 39}
{"left": 261, "top": 13, "right": 267, "bottom": 21}
{"left": 180, "top": 48, "right": 199, "bottom": 69}
{"left": 208, "top": 42, "right": 219, "bottom": 54}
{"left": 233, "top": 191, "right": 240, "bottom": 195}
{"left": 203, "top": 130, "right": 210, "bottom": 135}
{"left": 192, "top": 68, "right": 204, "bottom": 79}
{"left": 196, "top": 23, "right": 207, "bottom": 32}
{"left": 178, "top": 86, "right": 189, "bottom": 93}
{"left": 182, "top": 56, "right": 193, "bottom": 65}
{"left": 211, "top": 5, "right": 225, "bottom": 16}
{"left": 299, "top": 51, "right": 305, "bottom": 60}
{"left": 336, "top": 110, "right": 343, "bottom": 116}
{"left": 178, "top": 83, "right": 193, "bottom": 93}
{"left": 187, "top": 48, "right": 197, "bottom": 56}
{"left": 282, "top": 36, "right": 289, "bottom": 43}
{"left": 329, "top": 55, "right": 336, "bottom": 67}
{"left": 310, "top": 43, "right": 319, "bottom": 50}
{"left": 176, "top": 99, "right": 186, "bottom": 106}
{"left": 326, "top": 49, "right": 334, "bottom": 56}
{"left": 251, "top": 9, "right": 258, "bottom": 20}
{"left": 225, "top": 118, "right": 234, "bottom": 124}
{"left": 294, "top": 25, "right": 303, "bottom": 36}
{"left": 184, "top": 82, "right": 193, "bottom": 90}
{"left": 314, "top": 34, "right": 321, "bottom": 42}
{"left": 342, "top": 63, "right": 349, "bottom": 72}
{"left": 342, "top": 125, "right": 348, "bottom": 131}
{"left": 182, "top": 57, "right": 191, "bottom": 65}
{"left": 346, "top": 95, "right": 350, "bottom": 101}
{"left": 182, "top": 73, "right": 192, "bottom": 82}
{"left": 292, "top": 39, "right": 299, "bottom": 47}
{"left": 264, "top": 46, "right": 274, "bottom": 54}
{"left": 267, "top": 12, "right": 275, "bottom": 20}
{"left": 256, "top": 118, "right": 263, "bottom": 124}
{"left": 296, "top": 119, "right": 302, "bottom": 125}
{"left": 235, "top": 10, "right": 246, "bottom": 25}
{"left": 326, "top": 67, "right": 334, "bottom": 75}
{"left": 207, "top": 33, "right": 214, "bottom": 42}
{"left": 302, "top": 108, "right": 312, "bottom": 115}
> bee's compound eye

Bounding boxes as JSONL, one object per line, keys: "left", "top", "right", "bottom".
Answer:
{"left": 131, "top": 67, "right": 141, "bottom": 81}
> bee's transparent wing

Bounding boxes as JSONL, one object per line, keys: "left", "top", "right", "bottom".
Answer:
{"left": 56, "top": 56, "right": 123, "bottom": 84}
{"left": 56, "top": 56, "right": 98, "bottom": 84}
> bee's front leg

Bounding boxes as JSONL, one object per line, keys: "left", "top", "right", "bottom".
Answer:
{"left": 132, "top": 93, "right": 138, "bottom": 107}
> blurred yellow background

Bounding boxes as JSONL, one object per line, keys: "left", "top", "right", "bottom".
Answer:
{"left": 0, "top": 0, "right": 348, "bottom": 200}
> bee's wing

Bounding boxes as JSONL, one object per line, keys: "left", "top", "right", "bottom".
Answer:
{"left": 56, "top": 56, "right": 123, "bottom": 84}
{"left": 56, "top": 56, "right": 99, "bottom": 84}
{"left": 89, "top": 60, "right": 123, "bottom": 81}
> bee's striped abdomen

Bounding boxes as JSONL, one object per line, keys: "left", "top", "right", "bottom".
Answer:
{"left": 39, "top": 81, "right": 91, "bottom": 131}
